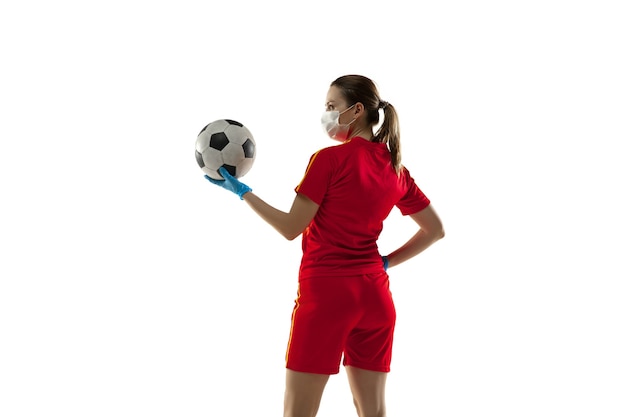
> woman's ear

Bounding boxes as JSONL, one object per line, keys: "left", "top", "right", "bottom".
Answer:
{"left": 354, "top": 102, "right": 365, "bottom": 118}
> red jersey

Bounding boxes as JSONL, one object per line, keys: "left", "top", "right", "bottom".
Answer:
{"left": 294, "top": 136, "right": 430, "bottom": 279}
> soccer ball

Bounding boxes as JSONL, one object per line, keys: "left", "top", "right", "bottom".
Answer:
{"left": 195, "top": 119, "right": 256, "bottom": 180}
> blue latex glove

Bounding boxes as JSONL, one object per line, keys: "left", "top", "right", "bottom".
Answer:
{"left": 382, "top": 256, "right": 389, "bottom": 271}
{"left": 204, "top": 167, "right": 252, "bottom": 200}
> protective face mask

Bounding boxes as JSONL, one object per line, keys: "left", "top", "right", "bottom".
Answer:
{"left": 321, "top": 104, "right": 356, "bottom": 141}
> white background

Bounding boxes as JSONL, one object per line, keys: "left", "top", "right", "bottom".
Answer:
{"left": 1, "top": 1, "right": 625, "bottom": 416}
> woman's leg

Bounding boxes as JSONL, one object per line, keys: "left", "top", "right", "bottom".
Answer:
{"left": 283, "top": 369, "right": 330, "bottom": 417}
{"left": 345, "top": 366, "right": 388, "bottom": 417}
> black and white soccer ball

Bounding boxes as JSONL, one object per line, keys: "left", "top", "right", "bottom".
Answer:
{"left": 195, "top": 119, "right": 256, "bottom": 180}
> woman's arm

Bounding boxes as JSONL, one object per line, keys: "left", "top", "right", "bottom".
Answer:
{"left": 205, "top": 168, "right": 319, "bottom": 241}
{"left": 243, "top": 192, "right": 319, "bottom": 241}
{"left": 386, "top": 205, "right": 445, "bottom": 269}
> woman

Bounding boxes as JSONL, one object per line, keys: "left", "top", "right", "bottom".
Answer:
{"left": 206, "top": 74, "right": 444, "bottom": 417}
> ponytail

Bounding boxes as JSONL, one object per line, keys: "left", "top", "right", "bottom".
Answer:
{"left": 373, "top": 102, "right": 402, "bottom": 174}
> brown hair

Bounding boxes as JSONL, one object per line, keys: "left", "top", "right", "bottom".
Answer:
{"left": 330, "top": 75, "right": 402, "bottom": 173}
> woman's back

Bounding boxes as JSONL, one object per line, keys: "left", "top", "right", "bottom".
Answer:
{"left": 295, "top": 137, "right": 429, "bottom": 278}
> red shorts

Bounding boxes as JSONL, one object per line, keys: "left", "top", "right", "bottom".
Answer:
{"left": 285, "top": 272, "right": 396, "bottom": 374}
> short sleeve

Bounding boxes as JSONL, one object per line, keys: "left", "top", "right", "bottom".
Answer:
{"left": 395, "top": 168, "right": 431, "bottom": 215}
{"left": 294, "top": 149, "right": 333, "bottom": 206}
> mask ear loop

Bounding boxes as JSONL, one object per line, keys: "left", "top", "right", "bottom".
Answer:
{"left": 339, "top": 103, "right": 357, "bottom": 125}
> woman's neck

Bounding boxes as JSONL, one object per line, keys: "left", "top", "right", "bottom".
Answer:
{"left": 349, "top": 126, "right": 374, "bottom": 141}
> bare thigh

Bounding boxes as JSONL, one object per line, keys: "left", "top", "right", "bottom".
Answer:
{"left": 346, "top": 366, "right": 388, "bottom": 417}
{"left": 284, "top": 369, "right": 330, "bottom": 417}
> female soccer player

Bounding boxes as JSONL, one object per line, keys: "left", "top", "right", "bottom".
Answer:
{"left": 206, "top": 74, "right": 444, "bottom": 417}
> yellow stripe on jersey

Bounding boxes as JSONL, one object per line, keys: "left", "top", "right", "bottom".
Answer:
{"left": 295, "top": 150, "right": 323, "bottom": 192}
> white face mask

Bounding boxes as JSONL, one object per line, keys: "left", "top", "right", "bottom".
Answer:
{"left": 321, "top": 104, "right": 356, "bottom": 141}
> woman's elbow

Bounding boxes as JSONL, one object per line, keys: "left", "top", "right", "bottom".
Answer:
{"left": 282, "top": 220, "right": 310, "bottom": 241}
{"left": 430, "top": 224, "right": 445, "bottom": 241}
{"left": 282, "top": 226, "right": 305, "bottom": 241}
